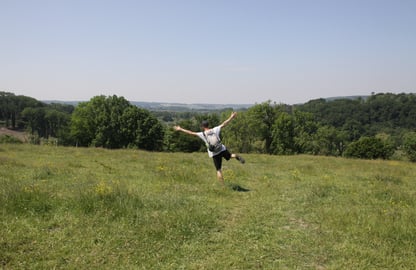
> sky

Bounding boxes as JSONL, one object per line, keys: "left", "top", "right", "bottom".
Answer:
{"left": 1, "top": 0, "right": 415, "bottom": 105}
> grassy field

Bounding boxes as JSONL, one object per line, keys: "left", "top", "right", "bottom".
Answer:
{"left": 1, "top": 144, "right": 415, "bottom": 269}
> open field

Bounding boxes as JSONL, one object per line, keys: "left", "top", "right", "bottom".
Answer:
{"left": 1, "top": 144, "right": 415, "bottom": 269}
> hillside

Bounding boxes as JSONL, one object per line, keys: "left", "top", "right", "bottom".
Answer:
{"left": 1, "top": 144, "right": 415, "bottom": 269}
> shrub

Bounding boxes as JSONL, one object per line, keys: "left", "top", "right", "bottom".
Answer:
{"left": 344, "top": 136, "right": 394, "bottom": 159}
{"left": 0, "top": 135, "right": 22, "bottom": 144}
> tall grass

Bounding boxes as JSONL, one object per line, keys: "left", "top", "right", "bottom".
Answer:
{"left": 1, "top": 144, "right": 415, "bottom": 269}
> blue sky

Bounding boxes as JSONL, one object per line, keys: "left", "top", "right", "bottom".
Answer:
{"left": 1, "top": 0, "right": 415, "bottom": 104}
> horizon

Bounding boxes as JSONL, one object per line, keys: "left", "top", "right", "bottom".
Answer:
{"left": 20, "top": 91, "right": 416, "bottom": 106}
{"left": 41, "top": 94, "right": 371, "bottom": 106}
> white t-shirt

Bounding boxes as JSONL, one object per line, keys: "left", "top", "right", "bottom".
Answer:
{"left": 197, "top": 126, "right": 226, "bottom": 157}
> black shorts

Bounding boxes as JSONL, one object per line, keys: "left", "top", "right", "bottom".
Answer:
{"left": 212, "top": 149, "right": 232, "bottom": 171}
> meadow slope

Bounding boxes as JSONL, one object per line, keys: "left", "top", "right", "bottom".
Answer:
{"left": 1, "top": 144, "right": 415, "bottom": 269}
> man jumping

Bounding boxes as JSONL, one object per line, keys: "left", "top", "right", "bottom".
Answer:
{"left": 174, "top": 112, "right": 245, "bottom": 185}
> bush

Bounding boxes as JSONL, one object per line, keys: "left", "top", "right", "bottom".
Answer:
{"left": 403, "top": 132, "right": 416, "bottom": 162}
{"left": 0, "top": 135, "right": 23, "bottom": 144}
{"left": 344, "top": 136, "right": 394, "bottom": 160}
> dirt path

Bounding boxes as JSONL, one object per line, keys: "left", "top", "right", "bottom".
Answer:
{"left": 0, "top": 127, "right": 28, "bottom": 142}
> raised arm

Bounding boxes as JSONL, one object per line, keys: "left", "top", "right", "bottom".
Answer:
{"left": 173, "top": 125, "right": 199, "bottom": 136}
{"left": 219, "top": 112, "right": 237, "bottom": 128}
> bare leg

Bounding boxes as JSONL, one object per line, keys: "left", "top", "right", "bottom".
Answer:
{"left": 216, "top": 170, "right": 225, "bottom": 185}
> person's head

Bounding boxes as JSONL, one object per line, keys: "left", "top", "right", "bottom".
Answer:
{"left": 201, "top": 120, "right": 209, "bottom": 129}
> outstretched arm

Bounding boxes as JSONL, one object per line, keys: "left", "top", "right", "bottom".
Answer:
{"left": 173, "top": 125, "right": 199, "bottom": 136}
{"left": 219, "top": 112, "right": 237, "bottom": 128}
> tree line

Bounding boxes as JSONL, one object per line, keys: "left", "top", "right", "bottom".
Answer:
{"left": 1, "top": 91, "right": 416, "bottom": 161}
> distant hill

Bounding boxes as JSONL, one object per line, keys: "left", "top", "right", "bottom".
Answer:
{"left": 42, "top": 100, "right": 253, "bottom": 111}
{"left": 42, "top": 100, "right": 81, "bottom": 106}
{"left": 42, "top": 96, "right": 370, "bottom": 111}
{"left": 324, "top": 95, "right": 369, "bottom": 102}
{"left": 130, "top": 101, "right": 252, "bottom": 111}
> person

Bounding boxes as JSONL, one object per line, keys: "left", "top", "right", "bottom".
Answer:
{"left": 174, "top": 112, "right": 245, "bottom": 185}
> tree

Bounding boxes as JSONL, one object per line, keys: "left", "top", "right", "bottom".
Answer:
{"left": 0, "top": 91, "right": 43, "bottom": 129}
{"left": 342, "top": 119, "right": 365, "bottom": 141}
{"left": 70, "top": 101, "right": 96, "bottom": 146}
{"left": 403, "top": 132, "right": 416, "bottom": 162}
{"left": 21, "top": 106, "right": 71, "bottom": 143}
{"left": 246, "top": 101, "right": 283, "bottom": 154}
{"left": 21, "top": 107, "right": 47, "bottom": 137}
{"left": 293, "top": 110, "right": 319, "bottom": 154}
{"left": 44, "top": 109, "right": 70, "bottom": 138}
{"left": 70, "top": 95, "right": 164, "bottom": 149}
{"left": 314, "top": 125, "right": 348, "bottom": 156}
{"left": 121, "top": 106, "right": 165, "bottom": 150}
{"left": 222, "top": 111, "right": 256, "bottom": 153}
{"left": 271, "top": 112, "right": 295, "bottom": 154}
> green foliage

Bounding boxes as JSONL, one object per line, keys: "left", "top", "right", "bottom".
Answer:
{"left": 121, "top": 106, "right": 165, "bottom": 150}
{"left": 21, "top": 107, "right": 71, "bottom": 140}
{"left": 167, "top": 119, "right": 202, "bottom": 152}
{"left": 194, "top": 113, "right": 221, "bottom": 128}
{"left": 298, "top": 93, "right": 416, "bottom": 132}
{"left": 271, "top": 112, "right": 295, "bottom": 154}
{"left": 1, "top": 92, "right": 73, "bottom": 145}
{"left": 402, "top": 132, "right": 416, "bottom": 162}
{"left": 245, "top": 101, "right": 285, "bottom": 154}
{"left": 222, "top": 111, "right": 257, "bottom": 153}
{"left": 297, "top": 98, "right": 364, "bottom": 128}
{"left": 0, "top": 91, "right": 44, "bottom": 129}
{"left": 0, "top": 135, "right": 23, "bottom": 144}
{"left": 3, "top": 91, "right": 416, "bottom": 160}
{"left": 292, "top": 111, "right": 319, "bottom": 153}
{"left": 344, "top": 136, "right": 395, "bottom": 159}
{"left": 341, "top": 119, "right": 365, "bottom": 141}
{"left": 312, "top": 125, "right": 348, "bottom": 156}
{"left": 70, "top": 95, "right": 164, "bottom": 150}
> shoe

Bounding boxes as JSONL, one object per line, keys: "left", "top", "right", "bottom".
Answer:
{"left": 236, "top": 155, "right": 245, "bottom": 164}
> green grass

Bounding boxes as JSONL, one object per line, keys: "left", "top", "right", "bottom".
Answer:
{"left": 1, "top": 144, "right": 416, "bottom": 269}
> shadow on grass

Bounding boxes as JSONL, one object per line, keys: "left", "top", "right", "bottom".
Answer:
{"left": 227, "top": 183, "right": 250, "bottom": 192}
